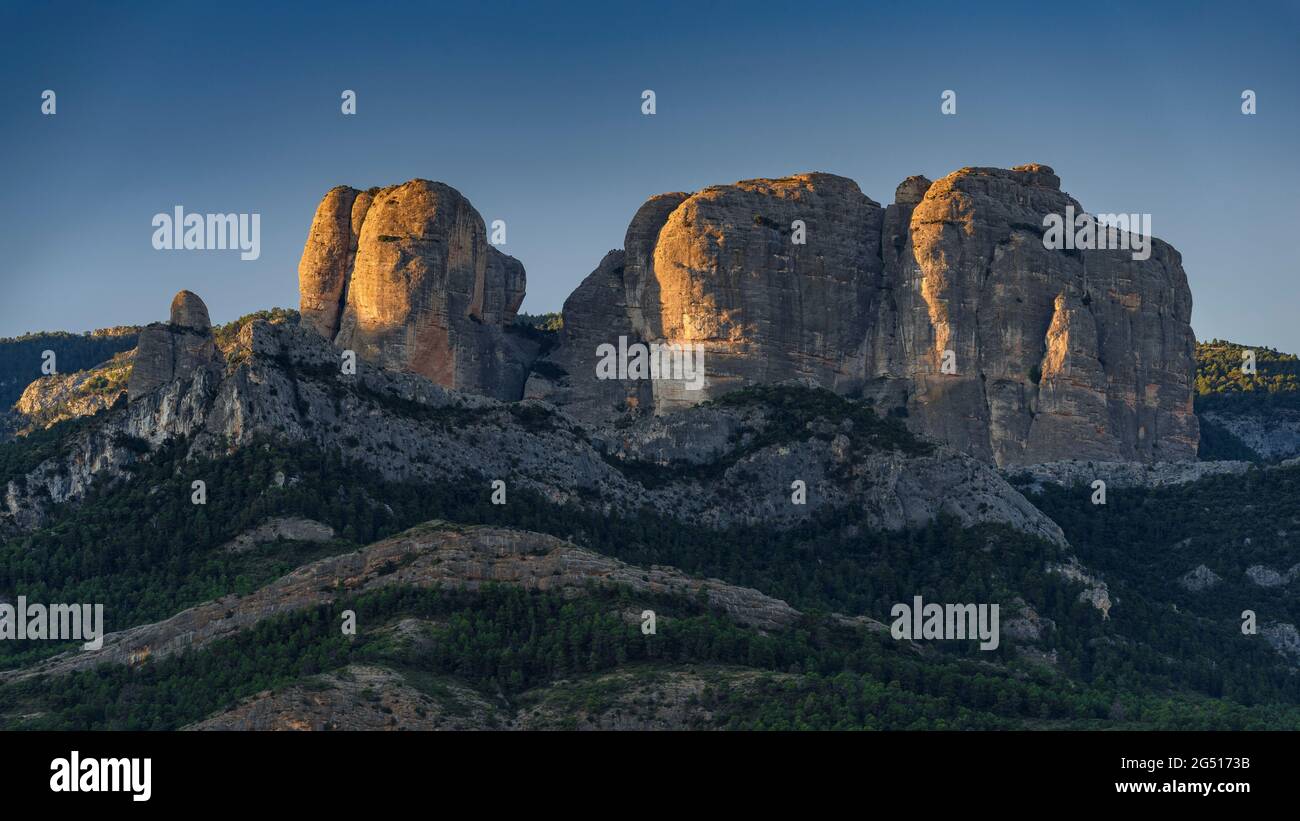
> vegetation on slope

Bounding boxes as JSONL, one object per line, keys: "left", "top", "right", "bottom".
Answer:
{"left": 8, "top": 584, "right": 1297, "bottom": 731}
{"left": 213, "top": 308, "right": 298, "bottom": 357}
{"left": 1027, "top": 465, "right": 1300, "bottom": 709}
{"left": 4, "top": 373, "right": 1300, "bottom": 728}
{"left": 1196, "top": 339, "right": 1300, "bottom": 412}
{"left": 606, "top": 385, "right": 931, "bottom": 487}
{"left": 0, "top": 329, "right": 139, "bottom": 410}
{"left": 2, "top": 425, "right": 1299, "bottom": 726}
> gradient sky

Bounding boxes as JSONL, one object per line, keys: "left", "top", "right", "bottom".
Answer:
{"left": 2, "top": 0, "right": 1298, "bottom": 352}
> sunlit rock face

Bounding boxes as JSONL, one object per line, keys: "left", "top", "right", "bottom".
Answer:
{"left": 531, "top": 165, "right": 1198, "bottom": 466}
{"left": 636, "top": 174, "right": 885, "bottom": 411}
{"left": 298, "top": 179, "right": 534, "bottom": 401}
{"left": 127, "top": 290, "right": 223, "bottom": 401}
{"left": 527, "top": 176, "right": 887, "bottom": 416}
{"left": 891, "top": 165, "right": 1198, "bottom": 466}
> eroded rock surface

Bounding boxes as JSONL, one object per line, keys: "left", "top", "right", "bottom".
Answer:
{"left": 299, "top": 180, "right": 534, "bottom": 400}
{"left": 896, "top": 165, "right": 1197, "bottom": 466}
{"left": 1008, "top": 458, "right": 1251, "bottom": 493}
{"left": 4, "top": 319, "right": 1067, "bottom": 546}
{"left": 13, "top": 350, "right": 133, "bottom": 432}
{"left": 185, "top": 664, "right": 496, "bottom": 731}
{"left": 530, "top": 165, "right": 1200, "bottom": 466}
{"left": 127, "top": 291, "right": 223, "bottom": 401}
{"left": 1201, "top": 408, "right": 1300, "bottom": 461}
{"left": 219, "top": 517, "right": 336, "bottom": 554}
{"left": 1179, "top": 564, "right": 1223, "bottom": 592}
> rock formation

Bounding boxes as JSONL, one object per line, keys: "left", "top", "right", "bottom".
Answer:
{"left": 527, "top": 164, "right": 1199, "bottom": 466}
{"left": 522, "top": 249, "right": 646, "bottom": 418}
{"left": 298, "top": 180, "right": 534, "bottom": 400}
{"left": 13, "top": 350, "right": 132, "bottom": 432}
{"left": 528, "top": 176, "right": 884, "bottom": 415}
{"left": 1200, "top": 406, "right": 1300, "bottom": 461}
{"left": 126, "top": 290, "right": 223, "bottom": 401}
{"left": 3, "top": 317, "right": 1068, "bottom": 546}
{"left": 290, "top": 166, "right": 1198, "bottom": 465}
{"left": 891, "top": 165, "right": 1197, "bottom": 466}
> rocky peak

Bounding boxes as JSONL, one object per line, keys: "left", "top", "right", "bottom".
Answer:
{"left": 298, "top": 179, "right": 534, "bottom": 400}
{"left": 528, "top": 172, "right": 886, "bottom": 415}
{"left": 127, "top": 290, "right": 223, "bottom": 401}
{"left": 894, "top": 175, "right": 933, "bottom": 206}
{"left": 1010, "top": 162, "right": 1061, "bottom": 189}
{"left": 170, "top": 289, "right": 212, "bottom": 330}
{"left": 14, "top": 351, "right": 131, "bottom": 432}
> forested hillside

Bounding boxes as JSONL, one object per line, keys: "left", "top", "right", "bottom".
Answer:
{"left": 1196, "top": 340, "right": 1300, "bottom": 410}
{"left": 0, "top": 330, "right": 139, "bottom": 410}
{"left": 4, "top": 399, "right": 1300, "bottom": 729}
{"left": 1195, "top": 340, "right": 1300, "bottom": 461}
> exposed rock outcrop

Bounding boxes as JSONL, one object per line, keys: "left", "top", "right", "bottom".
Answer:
{"left": 1261, "top": 622, "right": 1300, "bottom": 662}
{"left": 528, "top": 165, "right": 1200, "bottom": 467}
{"left": 218, "top": 517, "right": 336, "bottom": 554}
{"left": 1049, "top": 558, "right": 1113, "bottom": 618}
{"left": 1002, "top": 598, "right": 1055, "bottom": 643}
{"left": 1201, "top": 408, "right": 1300, "bottom": 461}
{"left": 1007, "top": 458, "right": 1252, "bottom": 493}
{"left": 186, "top": 663, "right": 784, "bottom": 731}
{"left": 896, "top": 165, "right": 1197, "bottom": 466}
{"left": 523, "top": 249, "right": 647, "bottom": 418}
{"left": 13, "top": 350, "right": 133, "bottom": 432}
{"left": 528, "top": 175, "right": 883, "bottom": 414}
{"left": 2, "top": 318, "right": 1068, "bottom": 548}
{"left": 298, "top": 180, "right": 535, "bottom": 400}
{"left": 632, "top": 174, "right": 882, "bottom": 409}
{"left": 126, "top": 291, "right": 223, "bottom": 401}
{"left": 185, "top": 664, "right": 499, "bottom": 731}
{"left": 1179, "top": 564, "right": 1222, "bottom": 592}
{"left": 1244, "top": 564, "right": 1300, "bottom": 588}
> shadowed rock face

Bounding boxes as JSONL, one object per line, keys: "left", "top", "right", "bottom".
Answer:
{"left": 298, "top": 179, "right": 533, "bottom": 400}
{"left": 127, "top": 290, "right": 223, "bottom": 401}
{"left": 522, "top": 249, "right": 650, "bottom": 419}
{"left": 530, "top": 165, "right": 1199, "bottom": 466}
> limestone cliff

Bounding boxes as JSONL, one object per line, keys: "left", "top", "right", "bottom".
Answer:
{"left": 521, "top": 249, "right": 645, "bottom": 419}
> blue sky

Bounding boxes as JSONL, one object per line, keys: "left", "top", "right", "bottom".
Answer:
{"left": 2, "top": 0, "right": 1298, "bottom": 351}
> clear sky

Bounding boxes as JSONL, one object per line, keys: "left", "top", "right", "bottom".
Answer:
{"left": 2, "top": 0, "right": 1297, "bottom": 351}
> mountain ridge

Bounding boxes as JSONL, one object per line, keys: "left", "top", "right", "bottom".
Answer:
{"left": 298, "top": 164, "right": 1197, "bottom": 466}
